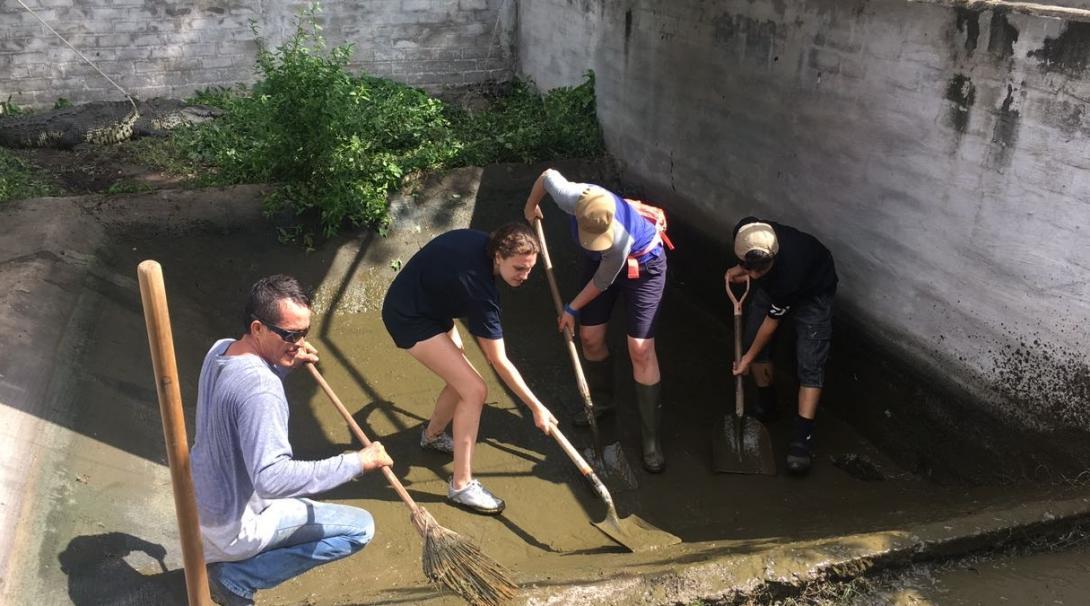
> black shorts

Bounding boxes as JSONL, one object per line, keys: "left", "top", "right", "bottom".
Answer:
{"left": 381, "top": 303, "right": 453, "bottom": 350}
{"left": 742, "top": 288, "right": 834, "bottom": 388}
{"left": 579, "top": 251, "right": 666, "bottom": 339}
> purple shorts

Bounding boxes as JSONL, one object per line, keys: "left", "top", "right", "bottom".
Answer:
{"left": 579, "top": 251, "right": 666, "bottom": 339}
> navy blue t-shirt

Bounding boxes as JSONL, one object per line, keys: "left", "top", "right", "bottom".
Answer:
{"left": 383, "top": 229, "right": 503, "bottom": 342}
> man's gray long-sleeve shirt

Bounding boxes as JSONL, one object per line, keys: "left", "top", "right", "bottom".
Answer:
{"left": 191, "top": 339, "right": 362, "bottom": 562}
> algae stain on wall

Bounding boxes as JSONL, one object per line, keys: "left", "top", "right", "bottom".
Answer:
{"left": 955, "top": 7, "right": 981, "bottom": 53}
{"left": 1029, "top": 21, "right": 1090, "bottom": 75}
{"left": 945, "top": 74, "right": 976, "bottom": 134}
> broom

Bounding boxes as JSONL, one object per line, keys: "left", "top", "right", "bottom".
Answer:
{"left": 305, "top": 363, "right": 517, "bottom": 606}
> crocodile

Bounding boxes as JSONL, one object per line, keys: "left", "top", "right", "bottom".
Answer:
{"left": 0, "top": 98, "right": 223, "bottom": 149}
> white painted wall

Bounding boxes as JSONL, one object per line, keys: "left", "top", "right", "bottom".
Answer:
{"left": 519, "top": 0, "right": 1090, "bottom": 434}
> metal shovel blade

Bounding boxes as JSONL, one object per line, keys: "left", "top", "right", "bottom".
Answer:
{"left": 592, "top": 509, "right": 682, "bottom": 553}
{"left": 583, "top": 442, "right": 639, "bottom": 490}
{"left": 713, "top": 414, "right": 776, "bottom": 475}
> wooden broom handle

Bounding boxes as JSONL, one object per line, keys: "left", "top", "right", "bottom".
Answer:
{"left": 304, "top": 363, "right": 420, "bottom": 512}
{"left": 137, "top": 260, "right": 211, "bottom": 606}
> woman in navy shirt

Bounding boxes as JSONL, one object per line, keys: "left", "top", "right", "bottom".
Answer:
{"left": 382, "top": 223, "right": 555, "bottom": 514}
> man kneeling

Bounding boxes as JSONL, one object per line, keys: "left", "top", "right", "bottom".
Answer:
{"left": 191, "top": 275, "right": 392, "bottom": 605}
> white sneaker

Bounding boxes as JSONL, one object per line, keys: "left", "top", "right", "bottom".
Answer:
{"left": 420, "top": 424, "right": 454, "bottom": 454}
{"left": 448, "top": 479, "right": 506, "bottom": 515}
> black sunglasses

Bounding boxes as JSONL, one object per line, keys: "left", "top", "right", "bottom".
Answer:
{"left": 251, "top": 315, "right": 309, "bottom": 344}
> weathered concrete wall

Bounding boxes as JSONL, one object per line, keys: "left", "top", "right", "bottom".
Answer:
{"left": 0, "top": 0, "right": 515, "bottom": 108}
{"left": 519, "top": 1, "right": 1090, "bottom": 442}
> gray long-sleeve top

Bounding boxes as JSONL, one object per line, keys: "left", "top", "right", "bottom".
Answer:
{"left": 190, "top": 339, "right": 362, "bottom": 562}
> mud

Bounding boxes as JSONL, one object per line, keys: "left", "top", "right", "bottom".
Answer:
{"left": 4, "top": 162, "right": 1090, "bottom": 605}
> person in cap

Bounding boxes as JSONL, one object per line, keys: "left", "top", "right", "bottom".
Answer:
{"left": 523, "top": 169, "right": 669, "bottom": 473}
{"left": 724, "top": 218, "right": 838, "bottom": 474}
{"left": 192, "top": 274, "right": 394, "bottom": 606}
{"left": 381, "top": 223, "right": 556, "bottom": 515}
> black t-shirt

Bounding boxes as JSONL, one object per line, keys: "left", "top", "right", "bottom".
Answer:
{"left": 733, "top": 217, "right": 838, "bottom": 318}
{"left": 385, "top": 229, "right": 503, "bottom": 339}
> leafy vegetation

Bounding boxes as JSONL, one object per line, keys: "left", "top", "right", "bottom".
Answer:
{"left": 173, "top": 4, "right": 603, "bottom": 239}
{"left": 0, "top": 148, "right": 60, "bottom": 202}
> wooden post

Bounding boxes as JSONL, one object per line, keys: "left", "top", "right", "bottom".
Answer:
{"left": 137, "top": 260, "right": 212, "bottom": 606}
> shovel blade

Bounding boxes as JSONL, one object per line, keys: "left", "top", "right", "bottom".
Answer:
{"left": 592, "top": 511, "right": 681, "bottom": 553}
{"left": 583, "top": 442, "right": 639, "bottom": 490}
{"left": 712, "top": 414, "right": 776, "bottom": 475}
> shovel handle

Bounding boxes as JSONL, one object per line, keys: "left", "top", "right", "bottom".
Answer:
{"left": 305, "top": 363, "right": 422, "bottom": 515}
{"left": 137, "top": 260, "right": 212, "bottom": 606}
{"left": 547, "top": 422, "right": 619, "bottom": 519}
{"left": 532, "top": 218, "right": 602, "bottom": 440}
{"left": 727, "top": 276, "right": 750, "bottom": 419}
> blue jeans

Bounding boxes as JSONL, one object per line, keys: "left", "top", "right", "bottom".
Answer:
{"left": 208, "top": 498, "right": 374, "bottom": 600}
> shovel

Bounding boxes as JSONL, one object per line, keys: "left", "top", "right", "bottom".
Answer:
{"left": 532, "top": 218, "right": 638, "bottom": 490}
{"left": 548, "top": 419, "right": 680, "bottom": 552}
{"left": 712, "top": 275, "right": 776, "bottom": 475}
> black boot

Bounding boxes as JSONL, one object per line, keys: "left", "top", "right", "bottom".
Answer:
{"left": 573, "top": 358, "right": 615, "bottom": 427}
{"left": 747, "top": 384, "right": 779, "bottom": 423}
{"left": 786, "top": 415, "right": 815, "bottom": 475}
{"left": 634, "top": 382, "right": 665, "bottom": 473}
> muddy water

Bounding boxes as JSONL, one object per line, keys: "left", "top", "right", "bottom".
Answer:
{"left": 22, "top": 165, "right": 1088, "bottom": 605}
{"left": 857, "top": 539, "right": 1090, "bottom": 605}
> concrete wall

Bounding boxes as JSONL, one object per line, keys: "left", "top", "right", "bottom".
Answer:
{"left": 519, "top": 0, "right": 1090, "bottom": 438}
{"left": 0, "top": 0, "right": 516, "bottom": 108}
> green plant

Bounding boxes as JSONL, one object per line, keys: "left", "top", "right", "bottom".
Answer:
{"left": 172, "top": 3, "right": 604, "bottom": 241}
{"left": 186, "top": 86, "right": 242, "bottom": 109}
{"left": 53, "top": 97, "right": 72, "bottom": 109}
{"left": 447, "top": 72, "right": 604, "bottom": 166}
{"left": 0, "top": 149, "right": 60, "bottom": 202}
{"left": 178, "top": 4, "right": 458, "bottom": 238}
{"left": 0, "top": 96, "right": 27, "bottom": 116}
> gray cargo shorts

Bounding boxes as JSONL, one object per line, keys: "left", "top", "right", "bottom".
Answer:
{"left": 742, "top": 288, "right": 834, "bottom": 388}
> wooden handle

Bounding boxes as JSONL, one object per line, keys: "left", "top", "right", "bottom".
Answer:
{"left": 532, "top": 219, "right": 593, "bottom": 403}
{"left": 137, "top": 260, "right": 211, "bottom": 606}
{"left": 305, "top": 363, "right": 420, "bottom": 512}
{"left": 733, "top": 315, "right": 744, "bottom": 418}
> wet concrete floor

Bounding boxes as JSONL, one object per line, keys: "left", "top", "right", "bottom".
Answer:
{"left": 3, "top": 162, "right": 1090, "bottom": 605}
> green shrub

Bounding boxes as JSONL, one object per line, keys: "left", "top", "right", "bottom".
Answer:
{"left": 447, "top": 74, "right": 603, "bottom": 166}
{"left": 174, "top": 3, "right": 603, "bottom": 239}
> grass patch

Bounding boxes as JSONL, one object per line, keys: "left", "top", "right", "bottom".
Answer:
{"left": 0, "top": 148, "right": 60, "bottom": 202}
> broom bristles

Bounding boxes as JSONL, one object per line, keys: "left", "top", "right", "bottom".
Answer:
{"left": 411, "top": 507, "right": 518, "bottom": 606}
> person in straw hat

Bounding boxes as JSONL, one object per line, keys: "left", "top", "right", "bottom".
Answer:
{"left": 524, "top": 169, "right": 669, "bottom": 473}
{"left": 725, "top": 218, "right": 838, "bottom": 474}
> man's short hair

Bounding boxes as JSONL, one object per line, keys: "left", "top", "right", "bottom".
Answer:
{"left": 244, "top": 275, "right": 311, "bottom": 333}
{"left": 740, "top": 250, "right": 775, "bottom": 273}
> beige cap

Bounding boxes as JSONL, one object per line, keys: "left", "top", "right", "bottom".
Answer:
{"left": 734, "top": 222, "right": 779, "bottom": 259}
{"left": 575, "top": 189, "right": 615, "bottom": 252}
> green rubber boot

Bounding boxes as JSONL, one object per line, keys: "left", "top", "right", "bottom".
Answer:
{"left": 634, "top": 381, "right": 665, "bottom": 473}
{"left": 573, "top": 357, "right": 615, "bottom": 427}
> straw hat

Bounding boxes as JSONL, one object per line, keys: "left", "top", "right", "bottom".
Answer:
{"left": 575, "top": 189, "right": 615, "bottom": 252}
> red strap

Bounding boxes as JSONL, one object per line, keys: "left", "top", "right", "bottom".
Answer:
{"left": 626, "top": 257, "right": 640, "bottom": 279}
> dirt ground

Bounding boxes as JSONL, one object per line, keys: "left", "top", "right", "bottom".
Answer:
{"left": 4, "top": 152, "right": 1090, "bottom": 606}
